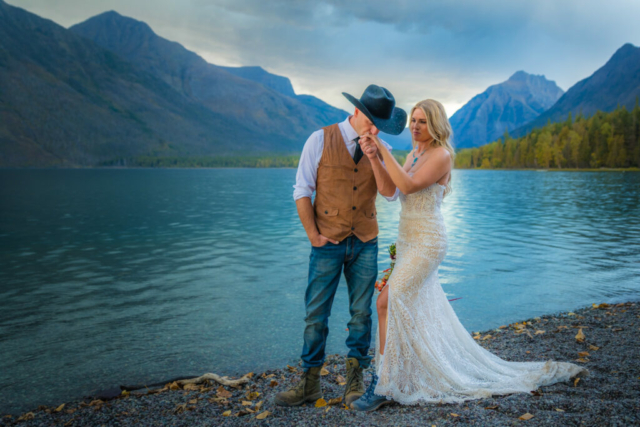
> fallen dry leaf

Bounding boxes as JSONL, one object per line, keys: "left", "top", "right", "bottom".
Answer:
{"left": 576, "top": 358, "right": 589, "bottom": 363}
{"left": 336, "top": 375, "right": 346, "bottom": 384}
{"left": 256, "top": 410, "right": 271, "bottom": 420}
{"left": 245, "top": 391, "right": 260, "bottom": 401}
{"left": 188, "top": 399, "right": 198, "bottom": 404}
{"left": 574, "top": 378, "right": 581, "bottom": 387}
{"left": 320, "top": 367, "right": 330, "bottom": 376}
{"left": 556, "top": 408, "right": 565, "bottom": 412}
{"left": 54, "top": 404, "right": 65, "bottom": 412}
{"left": 519, "top": 412, "right": 534, "bottom": 420}
{"left": 482, "top": 334, "right": 492, "bottom": 340}
{"left": 169, "top": 381, "right": 180, "bottom": 391}
{"left": 269, "top": 379, "right": 278, "bottom": 387}
{"left": 245, "top": 372, "right": 254, "bottom": 379}
{"left": 575, "top": 328, "right": 585, "bottom": 342}
{"left": 535, "top": 330, "right": 545, "bottom": 335}
{"left": 286, "top": 365, "right": 297, "bottom": 372}
{"left": 485, "top": 405, "right": 499, "bottom": 410}
{"left": 589, "top": 345, "right": 600, "bottom": 351}
{"left": 236, "top": 410, "right": 252, "bottom": 417}
{"left": 450, "top": 413, "right": 460, "bottom": 417}
{"left": 241, "top": 401, "right": 253, "bottom": 406}
{"left": 327, "top": 397, "right": 343, "bottom": 405}
{"left": 217, "top": 386, "right": 232, "bottom": 399}
{"left": 255, "top": 401, "right": 263, "bottom": 411}
{"left": 17, "top": 413, "right": 35, "bottom": 421}
{"left": 499, "top": 325, "right": 507, "bottom": 329}
{"left": 315, "top": 398, "right": 328, "bottom": 408}
{"left": 578, "top": 351, "right": 590, "bottom": 357}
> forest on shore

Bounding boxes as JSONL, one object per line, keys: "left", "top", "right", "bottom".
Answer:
{"left": 101, "top": 152, "right": 410, "bottom": 169}
{"left": 454, "top": 104, "right": 640, "bottom": 169}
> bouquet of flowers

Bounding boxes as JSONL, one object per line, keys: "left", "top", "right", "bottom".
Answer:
{"left": 375, "top": 243, "right": 396, "bottom": 292}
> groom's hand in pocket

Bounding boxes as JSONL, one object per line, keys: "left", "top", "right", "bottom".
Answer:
{"left": 311, "top": 234, "right": 339, "bottom": 247}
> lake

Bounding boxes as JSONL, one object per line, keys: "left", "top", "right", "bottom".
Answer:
{"left": 1, "top": 168, "right": 639, "bottom": 415}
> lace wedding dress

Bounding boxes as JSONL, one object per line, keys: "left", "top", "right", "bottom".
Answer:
{"left": 374, "top": 180, "right": 588, "bottom": 405}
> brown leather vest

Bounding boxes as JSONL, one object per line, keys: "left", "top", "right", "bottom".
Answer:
{"left": 313, "top": 123, "right": 378, "bottom": 242}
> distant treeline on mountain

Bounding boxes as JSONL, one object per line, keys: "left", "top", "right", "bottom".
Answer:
{"left": 455, "top": 104, "right": 640, "bottom": 169}
{"left": 102, "top": 151, "right": 411, "bottom": 169}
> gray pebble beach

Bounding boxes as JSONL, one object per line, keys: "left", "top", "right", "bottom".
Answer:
{"left": 3, "top": 301, "right": 639, "bottom": 426}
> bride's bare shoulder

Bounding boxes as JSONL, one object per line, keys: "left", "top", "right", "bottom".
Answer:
{"left": 428, "top": 147, "right": 451, "bottom": 166}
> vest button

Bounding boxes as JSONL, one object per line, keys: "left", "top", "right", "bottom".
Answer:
{"left": 352, "top": 206, "right": 356, "bottom": 210}
{"left": 351, "top": 227, "right": 355, "bottom": 231}
{"left": 353, "top": 186, "right": 357, "bottom": 190}
{"left": 354, "top": 168, "right": 358, "bottom": 172}
{"left": 325, "top": 210, "right": 328, "bottom": 214}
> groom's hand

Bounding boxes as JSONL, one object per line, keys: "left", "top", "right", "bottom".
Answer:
{"left": 359, "top": 136, "right": 378, "bottom": 160}
{"left": 311, "top": 234, "right": 339, "bottom": 247}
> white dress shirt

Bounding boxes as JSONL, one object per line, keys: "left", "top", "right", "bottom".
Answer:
{"left": 293, "top": 116, "right": 400, "bottom": 202}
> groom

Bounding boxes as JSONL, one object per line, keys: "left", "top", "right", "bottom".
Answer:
{"left": 275, "top": 85, "right": 406, "bottom": 407}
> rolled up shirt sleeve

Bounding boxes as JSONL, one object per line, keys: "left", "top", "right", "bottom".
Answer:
{"left": 379, "top": 138, "right": 400, "bottom": 202}
{"left": 293, "top": 130, "right": 323, "bottom": 201}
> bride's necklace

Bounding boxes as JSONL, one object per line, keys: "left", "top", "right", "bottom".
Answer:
{"left": 410, "top": 145, "right": 428, "bottom": 169}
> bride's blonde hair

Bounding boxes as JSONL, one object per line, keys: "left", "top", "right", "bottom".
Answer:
{"left": 410, "top": 99, "right": 455, "bottom": 196}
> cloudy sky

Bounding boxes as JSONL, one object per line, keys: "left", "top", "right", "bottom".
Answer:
{"left": 8, "top": 0, "right": 640, "bottom": 117}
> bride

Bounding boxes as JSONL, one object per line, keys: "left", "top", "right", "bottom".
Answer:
{"left": 351, "top": 99, "right": 588, "bottom": 411}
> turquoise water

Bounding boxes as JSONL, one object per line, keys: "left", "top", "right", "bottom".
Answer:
{"left": 1, "top": 169, "right": 639, "bottom": 415}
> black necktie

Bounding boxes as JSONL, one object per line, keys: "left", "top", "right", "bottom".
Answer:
{"left": 353, "top": 137, "right": 363, "bottom": 164}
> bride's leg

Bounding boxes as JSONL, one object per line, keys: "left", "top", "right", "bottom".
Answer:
{"left": 377, "top": 284, "right": 389, "bottom": 356}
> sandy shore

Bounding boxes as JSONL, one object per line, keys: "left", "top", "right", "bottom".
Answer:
{"left": 2, "top": 301, "right": 639, "bottom": 426}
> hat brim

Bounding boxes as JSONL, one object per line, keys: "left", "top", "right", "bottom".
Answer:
{"left": 342, "top": 92, "right": 407, "bottom": 136}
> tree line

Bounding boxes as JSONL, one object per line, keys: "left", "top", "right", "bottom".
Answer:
{"left": 101, "top": 151, "right": 410, "bottom": 169}
{"left": 454, "top": 104, "right": 640, "bottom": 169}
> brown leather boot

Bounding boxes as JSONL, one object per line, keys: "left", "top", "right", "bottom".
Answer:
{"left": 344, "top": 357, "right": 365, "bottom": 406}
{"left": 274, "top": 366, "right": 323, "bottom": 406}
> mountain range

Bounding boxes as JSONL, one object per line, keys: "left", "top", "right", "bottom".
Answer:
{"left": 512, "top": 43, "right": 640, "bottom": 137}
{"left": 1, "top": 0, "right": 639, "bottom": 166}
{"left": 450, "top": 43, "right": 640, "bottom": 148}
{"left": 450, "top": 71, "right": 564, "bottom": 149}
{"left": 0, "top": 2, "right": 348, "bottom": 167}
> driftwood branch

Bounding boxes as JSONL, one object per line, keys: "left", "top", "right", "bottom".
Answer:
{"left": 120, "top": 372, "right": 252, "bottom": 393}
{"left": 177, "top": 373, "right": 251, "bottom": 388}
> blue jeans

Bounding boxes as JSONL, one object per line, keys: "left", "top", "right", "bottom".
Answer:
{"left": 301, "top": 235, "right": 378, "bottom": 370}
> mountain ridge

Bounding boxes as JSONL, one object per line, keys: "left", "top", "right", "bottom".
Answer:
{"left": 69, "top": 10, "right": 348, "bottom": 144}
{"left": 512, "top": 43, "right": 640, "bottom": 137}
{"left": 449, "top": 71, "right": 564, "bottom": 149}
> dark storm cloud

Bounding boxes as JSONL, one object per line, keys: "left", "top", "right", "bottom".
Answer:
{"left": 7, "top": 0, "right": 640, "bottom": 116}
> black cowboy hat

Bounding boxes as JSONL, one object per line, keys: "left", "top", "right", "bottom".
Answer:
{"left": 342, "top": 84, "right": 407, "bottom": 135}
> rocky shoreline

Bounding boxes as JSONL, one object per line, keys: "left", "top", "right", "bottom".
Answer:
{"left": 2, "top": 301, "right": 639, "bottom": 426}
